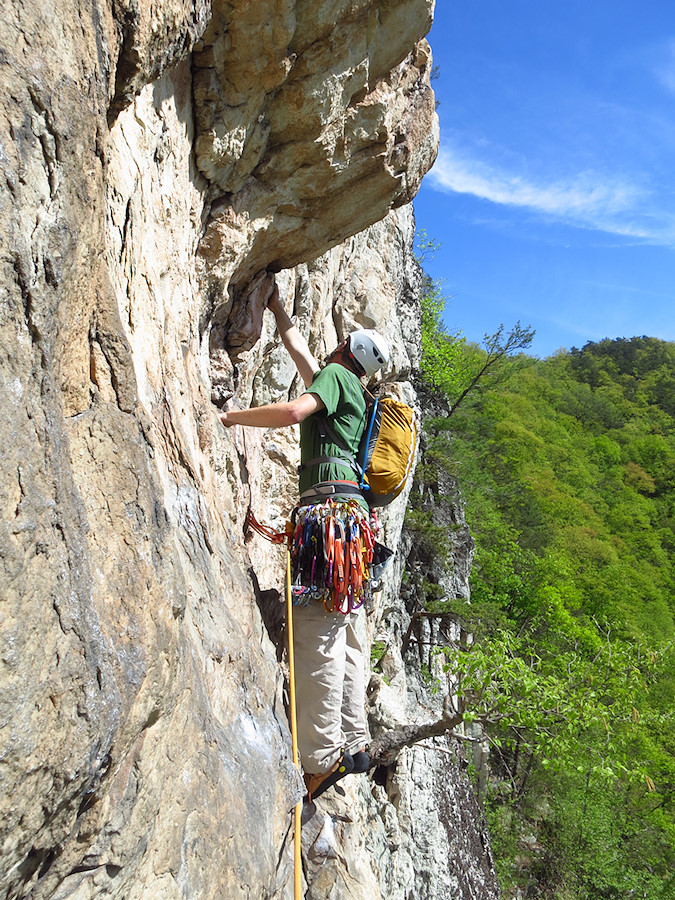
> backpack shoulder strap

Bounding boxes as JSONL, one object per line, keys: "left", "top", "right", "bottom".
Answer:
{"left": 301, "top": 383, "right": 377, "bottom": 481}
{"left": 299, "top": 417, "right": 363, "bottom": 478}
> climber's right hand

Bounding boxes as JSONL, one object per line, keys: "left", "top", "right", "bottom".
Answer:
{"left": 266, "top": 284, "right": 282, "bottom": 316}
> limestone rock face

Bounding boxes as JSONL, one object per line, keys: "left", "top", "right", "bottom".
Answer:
{"left": 1, "top": 1, "right": 498, "bottom": 898}
{"left": 194, "top": 0, "right": 439, "bottom": 291}
{"left": 109, "top": 0, "right": 212, "bottom": 119}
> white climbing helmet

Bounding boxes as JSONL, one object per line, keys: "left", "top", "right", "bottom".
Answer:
{"left": 348, "top": 329, "right": 390, "bottom": 377}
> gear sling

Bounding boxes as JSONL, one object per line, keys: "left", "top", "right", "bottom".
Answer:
{"left": 289, "top": 499, "right": 376, "bottom": 613}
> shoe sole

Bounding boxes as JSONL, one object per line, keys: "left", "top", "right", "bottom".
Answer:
{"left": 309, "top": 751, "right": 355, "bottom": 801}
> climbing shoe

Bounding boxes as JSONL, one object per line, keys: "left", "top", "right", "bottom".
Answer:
{"left": 304, "top": 750, "right": 354, "bottom": 802}
{"left": 351, "top": 747, "right": 370, "bottom": 773}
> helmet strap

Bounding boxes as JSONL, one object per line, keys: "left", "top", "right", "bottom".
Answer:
{"left": 347, "top": 353, "right": 366, "bottom": 377}
{"left": 341, "top": 336, "right": 364, "bottom": 376}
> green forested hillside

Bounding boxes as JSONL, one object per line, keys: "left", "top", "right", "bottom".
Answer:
{"left": 411, "top": 328, "right": 675, "bottom": 899}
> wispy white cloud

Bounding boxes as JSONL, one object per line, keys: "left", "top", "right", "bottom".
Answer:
{"left": 426, "top": 144, "right": 675, "bottom": 246}
{"left": 579, "top": 280, "right": 675, "bottom": 300}
{"left": 429, "top": 146, "right": 639, "bottom": 218}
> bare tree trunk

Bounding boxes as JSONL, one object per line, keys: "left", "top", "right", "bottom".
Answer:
{"left": 368, "top": 695, "right": 463, "bottom": 769}
{"left": 401, "top": 609, "right": 457, "bottom": 656}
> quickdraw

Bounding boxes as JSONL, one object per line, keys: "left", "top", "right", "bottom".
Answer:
{"left": 245, "top": 509, "right": 291, "bottom": 544}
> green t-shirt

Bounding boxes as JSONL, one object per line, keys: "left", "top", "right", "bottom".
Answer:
{"left": 299, "top": 363, "right": 367, "bottom": 496}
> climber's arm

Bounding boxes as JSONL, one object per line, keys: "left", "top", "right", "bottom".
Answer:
{"left": 267, "top": 286, "right": 319, "bottom": 389}
{"left": 219, "top": 391, "right": 324, "bottom": 428}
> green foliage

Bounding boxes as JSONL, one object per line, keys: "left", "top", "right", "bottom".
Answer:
{"left": 420, "top": 660, "right": 443, "bottom": 695}
{"left": 370, "top": 640, "right": 387, "bottom": 671}
{"left": 408, "top": 322, "right": 675, "bottom": 899}
{"left": 446, "top": 628, "right": 670, "bottom": 780}
{"left": 414, "top": 229, "right": 441, "bottom": 264}
{"left": 418, "top": 275, "right": 535, "bottom": 416}
{"left": 418, "top": 276, "right": 471, "bottom": 400}
{"left": 404, "top": 506, "right": 452, "bottom": 566}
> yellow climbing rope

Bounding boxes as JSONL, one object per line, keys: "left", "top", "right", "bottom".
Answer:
{"left": 246, "top": 509, "right": 302, "bottom": 898}
{"left": 286, "top": 545, "right": 302, "bottom": 900}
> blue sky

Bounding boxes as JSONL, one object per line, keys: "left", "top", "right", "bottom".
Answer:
{"left": 413, "top": 1, "right": 675, "bottom": 358}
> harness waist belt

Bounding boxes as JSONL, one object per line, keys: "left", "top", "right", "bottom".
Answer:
{"left": 299, "top": 480, "right": 365, "bottom": 504}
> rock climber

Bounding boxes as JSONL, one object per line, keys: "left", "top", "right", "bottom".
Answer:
{"left": 219, "top": 283, "right": 390, "bottom": 801}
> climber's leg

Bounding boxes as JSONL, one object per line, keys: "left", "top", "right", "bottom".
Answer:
{"left": 293, "top": 602, "right": 348, "bottom": 775}
{"left": 341, "top": 607, "right": 370, "bottom": 758}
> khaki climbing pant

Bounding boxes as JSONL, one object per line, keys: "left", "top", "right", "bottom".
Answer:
{"left": 292, "top": 602, "right": 369, "bottom": 775}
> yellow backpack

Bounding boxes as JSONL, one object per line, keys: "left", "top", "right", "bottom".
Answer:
{"left": 358, "top": 395, "right": 418, "bottom": 506}
{"left": 314, "top": 392, "right": 418, "bottom": 507}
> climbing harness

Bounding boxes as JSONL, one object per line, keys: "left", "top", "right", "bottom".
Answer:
{"left": 245, "top": 504, "right": 390, "bottom": 609}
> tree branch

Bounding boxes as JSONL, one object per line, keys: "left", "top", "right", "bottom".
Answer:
{"left": 446, "top": 321, "right": 534, "bottom": 418}
{"left": 368, "top": 695, "right": 463, "bottom": 769}
{"left": 401, "top": 608, "right": 458, "bottom": 656}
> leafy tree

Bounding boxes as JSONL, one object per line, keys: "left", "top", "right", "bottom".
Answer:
{"left": 447, "top": 321, "right": 536, "bottom": 417}
{"left": 406, "top": 313, "right": 675, "bottom": 899}
{"left": 418, "top": 275, "right": 535, "bottom": 416}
